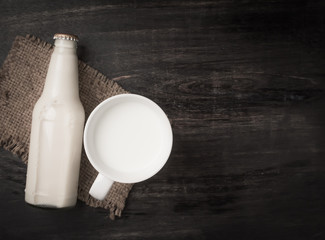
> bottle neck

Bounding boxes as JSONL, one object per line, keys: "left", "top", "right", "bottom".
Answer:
{"left": 41, "top": 39, "right": 79, "bottom": 100}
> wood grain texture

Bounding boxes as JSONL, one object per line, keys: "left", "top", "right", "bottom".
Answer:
{"left": 1, "top": 0, "right": 325, "bottom": 239}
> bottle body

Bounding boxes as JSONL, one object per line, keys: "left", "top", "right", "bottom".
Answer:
{"left": 25, "top": 35, "right": 85, "bottom": 208}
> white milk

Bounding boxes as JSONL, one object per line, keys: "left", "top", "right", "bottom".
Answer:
{"left": 94, "top": 101, "right": 163, "bottom": 172}
{"left": 25, "top": 34, "right": 85, "bottom": 208}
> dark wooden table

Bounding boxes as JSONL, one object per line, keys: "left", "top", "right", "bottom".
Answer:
{"left": 1, "top": 1, "right": 325, "bottom": 239}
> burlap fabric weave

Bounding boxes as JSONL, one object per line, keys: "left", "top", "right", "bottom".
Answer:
{"left": 0, "top": 35, "right": 133, "bottom": 219}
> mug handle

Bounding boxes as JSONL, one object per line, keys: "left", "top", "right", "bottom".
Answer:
{"left": 89, "top": 173, "right": 114, "bottom": 200}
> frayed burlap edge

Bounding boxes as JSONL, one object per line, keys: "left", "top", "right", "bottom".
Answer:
{"left": 78, "top": 183, "right": 134, "bottom": 219}
{"left": 0, "top": 131, "right": 29, "bottom": 163}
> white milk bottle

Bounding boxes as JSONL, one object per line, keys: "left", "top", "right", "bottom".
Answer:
{"left": 25, "top": 33, "right": 85, "bottom": 208}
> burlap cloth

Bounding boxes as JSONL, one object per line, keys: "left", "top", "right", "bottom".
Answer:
{"left": 0, "top": 35, "right": 133, "bottom": 219}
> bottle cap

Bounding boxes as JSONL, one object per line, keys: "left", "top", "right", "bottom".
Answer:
{"left": 53, "top": 33, "right": 79, "bottom": 42}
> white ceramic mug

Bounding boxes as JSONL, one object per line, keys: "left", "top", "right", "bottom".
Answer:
{"left": 83, "top": 94, "right": 173, "bottom": 200}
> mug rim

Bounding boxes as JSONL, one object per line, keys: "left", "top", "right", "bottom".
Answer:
{"left": 83, "top": 93, "right": 173, "bottom": 183}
